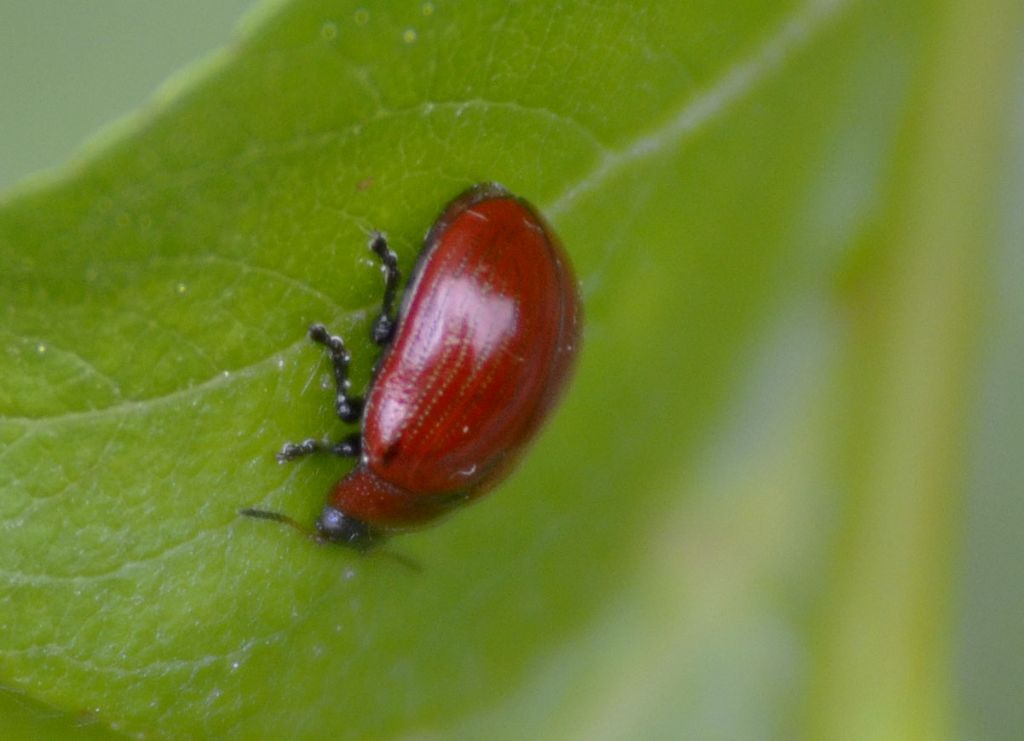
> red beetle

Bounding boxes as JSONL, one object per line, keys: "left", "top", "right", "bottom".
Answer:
{"left": 242, "top": 183, "right": 581, "bottom": 550}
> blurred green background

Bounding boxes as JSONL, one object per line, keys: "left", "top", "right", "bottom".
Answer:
{"left": 1, "top": 0, "right": 1021, "bottom": 738}
{"left": 0, "top": 1, "right": 256, "bottom": 190}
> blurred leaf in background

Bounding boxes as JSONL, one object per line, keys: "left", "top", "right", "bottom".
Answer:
{"left": 0, "top": 0, "right": 1021, "bottom": 738}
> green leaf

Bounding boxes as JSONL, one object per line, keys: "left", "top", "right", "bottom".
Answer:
{"left": 1, "top": 0, "right": 1020, "bottom": 737}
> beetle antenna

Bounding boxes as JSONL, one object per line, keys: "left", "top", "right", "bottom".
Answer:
{"left": 239, "top": 509, "right": 420, "bottom": 572}
{"left": 370, "top": 549, "right": 422, "bottom": 573}
{"left": 239, "top": 508, "right": 322, "bottom": 543}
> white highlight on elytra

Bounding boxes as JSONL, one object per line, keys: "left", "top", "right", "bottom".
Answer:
{"left": 546, "top": 0, "right": 852, "bottom": 219}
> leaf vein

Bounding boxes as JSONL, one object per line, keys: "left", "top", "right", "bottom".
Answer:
{"left": 544, "top": 0, "right": 854, "bottom": 218}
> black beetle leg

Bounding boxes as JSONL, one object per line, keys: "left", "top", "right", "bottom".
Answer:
{"left": 368, "top": 231, "right": 400, "bottom": 346}
{"left": 307, "top": 323, "right": 364, "bottom": 423}
{"left": 276, "top": 433, "right": 362, "bottom": 463}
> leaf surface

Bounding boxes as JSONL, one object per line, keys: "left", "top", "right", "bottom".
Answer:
{"left": 3, "top": 0, "right": 1017, "bottom": 737}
